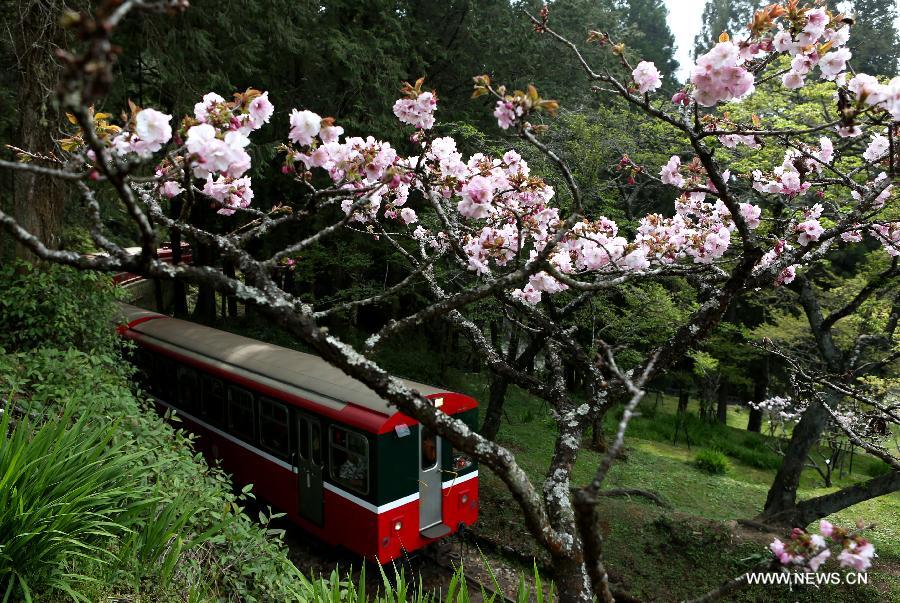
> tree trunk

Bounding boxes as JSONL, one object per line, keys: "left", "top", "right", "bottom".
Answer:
{"left": 551, "top": 551, "right": 595, "bottom": 603}
{"left": 760, "top": 277, "right": 844, "bottom": 524}
{"left": 480, "top": 329, "right": 519, "bottom": 440}
{"left": 191, "top": 241, "right": 217, "bottom": 323}
{"left": 792, "top": 470, "right": 900, "bottom": 526}
{"left": 757, "top": 397, "right": 831, "bottom": 525}
{"left": 591, "top": 413, "right": 607, "bottom": 451}
{"left": 480, "top": 373, "right": 509, "bottom": 440}
{"left": 673, "top": 389, "right": 691, "bottom": 446}
{"left": 189, "top": 203, "right": 216, "bottom": 323}
{"left": 716, "top": 382, "right": 728, "bottom": 425}
{"left": 11, "top": 1, "right": 67, "bottom": 259}
{"left": 169, "top": 196, "right": 188, "bottom": 317}
{"left": 746, "top": 356, "right": 768, "bottom": 432}
{"left": 223, "top": 258, "right": 238, "bottom": 317}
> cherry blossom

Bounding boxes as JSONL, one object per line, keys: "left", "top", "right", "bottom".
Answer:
{"left": 458, "top": 175, "right": 495, "bottom": 219}
{"left": 110, "top": 108, "right": 172, "bottom": 158}
{"left": 186, "top": 124, "right": 251, "bottom": 178}
{"left": 247, "top": 92, "right": 275, "bottom": 129}
{"left": 769, "top": 521, "right": 876, "bottom": 574}
{"left": 494, "top": 100, "right": 521, "bottom": 130}
{"left": 659, "top": 155, "right": 684, "bottom": 187}
{"left": 818, "top": 48, "right": 851, "bottom": 81}
{"left": 632, "top": 61, "right": 662, "bottom": 94}
{"left": 159, "top": 180, "right": 183, "bottom": 198}
{"left": 838, "top": 541, "right": 876, "bottom": 572}
{"left": 872, "top": 223, "right": 900, "bottom": 256}
{"left": 194, "top": 92, "right": 226, "bottom": 123}
{"left": 739, "top": 203, "right": 761, "bottom": 229}
{"left": 690, "top": 41, "right": 755, "bottom": 106}
{"left": 288, "top": 109, "right": 321, "bottom": 146}
{"left": 203, "top": 174, "right": 254, "bottom": 216}
{"left": 393, "top": 91, "right": 437, "bottom": 130}
{"left": 775, "top": 265, "right": 798, "bottom": 286}
{"left": 863, "top": 134, "right": 890, "bottom": 163}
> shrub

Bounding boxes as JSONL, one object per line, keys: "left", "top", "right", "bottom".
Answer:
{"left": 694, "top": 449, "right": 730, "bottom": 475}
{"left": 0, "top": 260, "right": 120, "bottom": 354}
{"left": 0, "top": 404, "right": 153, "bottom": 600}
{"left": 0, "top": 348, "right": 305, "bottom": 602}
{"left": 866, "top": 460, "right": 894, "bottom": 478}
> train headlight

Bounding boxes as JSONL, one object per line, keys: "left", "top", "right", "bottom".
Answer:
{"left": 394, "top": 520, "right": 402, "bottom": 531}
{"left": 460, "top": 494, "right": 469, "bottom": 505}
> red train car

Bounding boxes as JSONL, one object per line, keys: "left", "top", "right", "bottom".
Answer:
{"left": 117, "top": 304, "right": 478, "bottom": 562}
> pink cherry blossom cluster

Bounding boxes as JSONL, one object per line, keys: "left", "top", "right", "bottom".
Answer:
{"left": 180, "top": 90, "right": 273, "bottom": 214}
{"left": 690, "top": 41, "right": 755, "bottom": 106}
{"left": 631, "top": 61, "right": 662, "bottom": 94}
{"left": 203, "top": 175, "right": 254, "bottom": 216}
{"left": 773, "top": 9, "right": 852, "bottom": 89}
{"left": 393, "top": 91, "right": 437, "bottom": 130}
{"left": 851, "top": 172, "right": 893, "bottom": 211}
{"left": 872, "top": 222, "right": 900, "bottom": 257}
{"left": 99, "top": 44, "right": 888, "bottom": 305}
{"left": 751, "top": 138, "right": 833, "bottom": 199}
{"left": 848, "top": 74, "right": 900, "bottom": 122}
{"left": 494, "top": 100, "right": 523, "bottom": 130}
{"left": 279, "top": 94, "right": 782, "bottom": 305}
{"left": 795, "top": 203, "right": 825, "bottom": 247}
{"left": 659, "top": 155, "right": 684, "bottom": 187}
{"left": 863, "top": 133, "right": 890, "bottom": 163}
{"left": 770, "top": 520, "right": 876, "bottom": 573}
{"left": 111, "top": 108, "right": 173, "bottom": 158}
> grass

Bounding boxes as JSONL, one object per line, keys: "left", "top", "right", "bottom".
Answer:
{"left": 440, "top": 369, "right": 900, "bottom": 602}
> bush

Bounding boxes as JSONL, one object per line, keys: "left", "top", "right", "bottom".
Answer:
{"left": 866, "top": 459, "right": 895, "bottom": 478}
{"left": 694, "top": 449, "right": 730, "bottom": 475}
{"left": 0, "top": 348, "right": 306, "bottom": 602}
{"left": 0, "top": 261, "right": 121, "bottom": 354}
{"left": 0, "top": 404, "right": 154, "bottom": 601}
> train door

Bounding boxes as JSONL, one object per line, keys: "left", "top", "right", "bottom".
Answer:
{"left": 418, "top": 426, "right": 448, "bottom": 537}
{"left": 296, "top": 414, "right": 324, "bottom": 525}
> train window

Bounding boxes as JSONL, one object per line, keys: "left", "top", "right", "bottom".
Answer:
{"left": 298, "top": 417, "right": 310, "bottom": 461}
{"left": 156, "top": 355, "right": 177, "bottom": 402}
{"left": 201, "top": 375, "right": 226, "bottom": 427}
{"left": 133, "top": 349, "right": 154, "bottom": 389}
{"left": 451, "top": 447, "right": 473, "bottom": 473}
{"left": 298, "top": 416, "right": 323, "bottom": 467}
{"left": 311, "top": 422, "right": 322, "bottom": 466}
{"left": 329, "top": 426, "right": 368, "bottom": 494}
{"left": 421, "top": 427, "right": 438, "bottom": 471}
{"left": 258, "top": 398, "right": 289, "bottom": 458}
{"left": 228, "top": 387, "right": 256, "bottom": 442}
{"left": 176, "top": 366, "right": 199, "bottom": 413}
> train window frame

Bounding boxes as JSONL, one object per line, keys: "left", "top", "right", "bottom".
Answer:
{"left": 421, "top": 427, "right": 438, "bottom": 471}
{"left": 311, "top": 422, "right": 323, "bottom": 467}
{"left": 297, "top": 415, "right": 323, "bottom": 467}
{"left": 258, "top": 397, "right": 290, "bottom": 459}
{"left": 201, "top": 374, "right": 226, "bottom": 427}
{"left": 176, "top": 365, "right": 200, "bottom": 413}
{"left": 133, "top": 348, "right": 155, "bottom": 389}
{"left": 227, "top": 386, "right": 256, "bottom": 443}
{"left": 329, "top": 425, "right": 369, "bottom": 495}
{"left": 155, "top": 354, "right": 178, "bottom": 402}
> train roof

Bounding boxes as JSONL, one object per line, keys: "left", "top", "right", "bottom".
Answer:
{"left": 117, "top": 304, "right": 469, "bottom": 424}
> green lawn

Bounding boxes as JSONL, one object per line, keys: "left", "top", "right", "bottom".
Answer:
{"left": 441, "top": 370, "right": 900, "bottom": 602}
